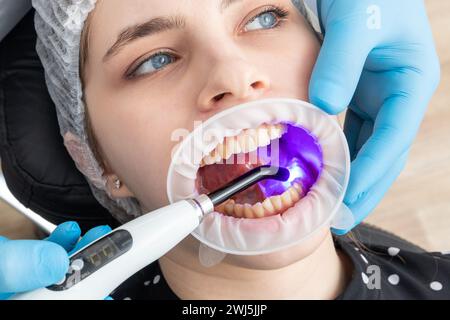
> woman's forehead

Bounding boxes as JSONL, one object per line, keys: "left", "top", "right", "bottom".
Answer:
{"left": 95, "top": 0, "right": 294, "bottom": 28}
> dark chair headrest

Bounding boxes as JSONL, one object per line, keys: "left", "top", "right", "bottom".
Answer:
{"left": 0, "top": 10, "right": 119, "bottom": 232}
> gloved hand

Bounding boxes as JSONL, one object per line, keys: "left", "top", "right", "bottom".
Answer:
{"left": 0, "top": 221, "right": 112, "bottom": 300}
{"left": 309, "top": 0, "right": 440, "bottom": 234}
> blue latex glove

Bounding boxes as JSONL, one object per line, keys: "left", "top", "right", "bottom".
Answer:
{"left": 309, "top": 0, "right": 440, "bottom": 234}
{"left": 0, "top": 221, "right": 112, "bottom": 300}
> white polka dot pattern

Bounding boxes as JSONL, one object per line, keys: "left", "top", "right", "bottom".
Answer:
{"left": 430, "top": 281, "right": 443, "bottom": 291}
{"left": 388, "top": 247, "right": 400, "bottom": 256}
{"left": 361, "top": 272, "right": 369, "bottom": 284}
{"left": 388, "top": 274, "right": 400, "bottom": 285}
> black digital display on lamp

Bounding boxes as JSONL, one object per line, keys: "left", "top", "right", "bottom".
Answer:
{"left": 47, "top": 230, "right": 133, "bottom": 291}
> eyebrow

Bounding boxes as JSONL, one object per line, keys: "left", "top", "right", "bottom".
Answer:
{"left": 103, "top": 0, "right": 243, "bottom": 62}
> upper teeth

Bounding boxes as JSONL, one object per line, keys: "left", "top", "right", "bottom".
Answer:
{"left": 200, "top": 124, "right": 287, "bottom": 167}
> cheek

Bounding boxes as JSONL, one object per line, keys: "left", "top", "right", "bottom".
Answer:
{"left": 224, "top": 226, "right": 329, "bottom": 270}
{"left": 87, "top": 96, "right": 186, "bottom": 210}
{"left": 268, "top": 35, "right": 320, "bottom": 100}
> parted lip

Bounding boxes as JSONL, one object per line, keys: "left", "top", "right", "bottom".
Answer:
{"left": 167, "top": 98, "right": 338, "bottom": 206}
{"left": 166, "top": 98, "right": 352, "bottom": 256}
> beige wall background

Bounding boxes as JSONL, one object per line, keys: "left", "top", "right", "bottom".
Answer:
{"left": 1, "top": 1, "right": 450, "bottom": 250}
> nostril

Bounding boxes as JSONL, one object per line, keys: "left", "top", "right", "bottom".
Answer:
{"left": 252, "top": 81, "right": 266, "bottom": 90}
{"left": 213, "top": 93, "right": 226, "bottom": 102}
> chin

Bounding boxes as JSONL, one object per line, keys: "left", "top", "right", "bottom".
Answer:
{"left": 224, "top": 226, "right": 330, "bottom": 270}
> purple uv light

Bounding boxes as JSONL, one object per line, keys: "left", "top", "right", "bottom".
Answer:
{"left": 257, "top": 124, "right": 324, "bottom": 198}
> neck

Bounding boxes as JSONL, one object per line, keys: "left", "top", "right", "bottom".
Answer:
{"left": 159, "top": 231, "right": 351, "bottom": 300}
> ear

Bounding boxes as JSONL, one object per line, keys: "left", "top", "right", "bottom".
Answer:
{"left": 104, "top": 173, "right": 136, "bottom": 199}
{"left": 91, "top": 145, "right": 136, "bottom": 199}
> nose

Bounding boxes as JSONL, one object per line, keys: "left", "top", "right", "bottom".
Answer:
{"left": 197, "top": 56, "right": 271, "bottom": 112}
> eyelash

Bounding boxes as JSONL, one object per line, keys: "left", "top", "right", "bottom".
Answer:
{"left": 125, "top": 5, "right": 290, "bottom": 79}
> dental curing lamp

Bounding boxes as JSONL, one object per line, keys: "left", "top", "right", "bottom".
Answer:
{"left": 11, "top": 165, "right": 289, "bottom": 300}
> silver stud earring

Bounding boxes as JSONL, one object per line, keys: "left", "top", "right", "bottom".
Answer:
{"left": 114, "top": 178, "right": 122, "bottom": 190}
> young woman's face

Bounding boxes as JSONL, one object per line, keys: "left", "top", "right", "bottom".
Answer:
{"left": 83, "top": 0, "right": 325, "bottom": 269}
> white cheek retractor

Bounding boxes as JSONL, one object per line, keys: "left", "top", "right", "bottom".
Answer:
{"left": 167, "top": 98, "right": 353, "bottom": 266}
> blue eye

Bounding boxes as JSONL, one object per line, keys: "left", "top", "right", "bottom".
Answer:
{"left": 129, "top": 52, "right": 176, "bottom": 78}
{"left": 246, "top": 12, "right": 277, "bottom": 30}
{"left": 245, "top": 8, "right": 288, "bottom": 32}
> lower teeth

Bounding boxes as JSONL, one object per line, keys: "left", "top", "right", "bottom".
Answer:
{"left": 215, "top": 183, "right": 303, "bottom": 219}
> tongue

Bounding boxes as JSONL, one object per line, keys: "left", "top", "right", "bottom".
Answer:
{"left": 196, "top": 155, "right": 266, "bottom": 204}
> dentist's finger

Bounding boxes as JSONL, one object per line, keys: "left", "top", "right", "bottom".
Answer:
{"left": 344, "top": 71, "right": 431, "bottom": 205}
{"left": 309, "top": 7, "right": 376, "bottom": 115}
{"left": 69, "top": 225, "right": 112, "bottom": 256}
{"left": 45, "top": 221, "right": 81, "bottom": 252}
{"left": 349, "top": 150, "right": 409, "bottom": 225}
{"left": 342, "top": 108, "right": 364, "bottom": 159}
{"left": 0, "top": 240, "right": 69, "bottom": 293}
{"left": 332, "top": 150, "right": 409, "bottom": 235}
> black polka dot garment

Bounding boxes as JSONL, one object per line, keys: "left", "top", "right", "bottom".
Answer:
{"left": 335, "top": 238, "right": 450, "bottom": 299}
{"left": 110, "top": 224, "right": 450, "bottom": 300}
